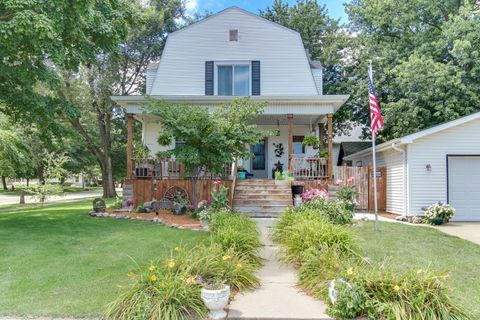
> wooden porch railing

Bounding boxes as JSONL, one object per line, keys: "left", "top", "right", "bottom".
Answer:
{"left": 229, "top": 159, "right": 238, "bottom": 205}
{"left": 290, "top": 157, "right": 328, "bottom": 179}
{"left": 132, "top": 158, "right": 233, "bottom": 180}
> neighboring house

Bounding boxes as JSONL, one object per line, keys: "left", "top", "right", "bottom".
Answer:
{"left": 344, "top": 111, "right": 480, "bottom": 221}
{"left": 331, "top": 123, "right": 371, "bottom": 166}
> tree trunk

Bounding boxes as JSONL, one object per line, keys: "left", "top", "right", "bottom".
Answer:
{"left": 26, "top": 178, "right": 30, "bottom": 186}
{"left": 60, "top": 177, "right": 65, "bottom": 185}
{"left": 1, "top": 176, "right": 7, "bottom": 190}
{"left": 19, "top": 191, "right": 25, "bottom": 204}
{"left": 100, "top": 156, "right": 117, "bottom": 198}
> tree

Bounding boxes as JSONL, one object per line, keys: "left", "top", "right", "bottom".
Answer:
{"left": 0, "top": 0, "right": 133, "bottom": 132}
{"left": 340, "top": 0, "right": 480, "bottom": 141}
{"left": 0, "top": 128, "right": 33, "bottom": 190}
{"left": 147, "top": 98, "right": 269, "bottom": 207}
{"left": 260, "top": 0, "right": 351, "bottom": 133}
{"left": 58, "top": 0, "right": 186, "bottom": 198}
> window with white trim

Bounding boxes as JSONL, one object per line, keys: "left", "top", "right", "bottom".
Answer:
{"left": 217, "top": 65, "right": 250, "bottom": 96}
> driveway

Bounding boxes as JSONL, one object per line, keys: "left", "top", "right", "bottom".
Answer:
{"left": 433, "top": 222, "right": 480, "bottom": 245}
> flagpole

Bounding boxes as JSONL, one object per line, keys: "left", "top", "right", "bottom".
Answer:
{"left": 369, "top": 60, "right": 380, "bottom": 233}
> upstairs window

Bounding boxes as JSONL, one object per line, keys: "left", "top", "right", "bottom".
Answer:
{"left": 217, "top": 65, "right": 250, "bottom": 96}
{"left": 229, "top": 29, "right": 238, "bottom": 41}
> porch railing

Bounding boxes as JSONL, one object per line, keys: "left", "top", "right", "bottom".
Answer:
{"left": 132, "top": 158, "right": 233, "bottom": 180}
{"left": 290, "top": 157, "right": 328, "bottom": 179}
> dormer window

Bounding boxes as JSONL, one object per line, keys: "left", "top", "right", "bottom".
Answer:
{"left": 217, "top": 64, "right": 250, "bottom": 96}
{"left": 229, "top": 29, "right": 238, "bottom": 41}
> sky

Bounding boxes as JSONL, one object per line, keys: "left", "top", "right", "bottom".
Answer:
{"left": 185, "top": 0, "right": 349, "bottom": 23}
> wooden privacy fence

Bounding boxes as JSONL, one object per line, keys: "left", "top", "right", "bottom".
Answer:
{"left": 334, "top": 166, "right": 386, "bottom": 211}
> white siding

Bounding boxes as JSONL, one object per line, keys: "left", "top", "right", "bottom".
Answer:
{"left": 407, "top": 117, "right": 480, "bottom": 215}
{"left": 311, "top": 68, "right": 323, "bottom": 95}
{"left": 349, "top": 148, "right": 406, "bottom": 215}
{"left": 146, "top": 62, "right": 159, "bottom": 95}
{"left": 151, "top": 7, "right": 318, "bottom": 96}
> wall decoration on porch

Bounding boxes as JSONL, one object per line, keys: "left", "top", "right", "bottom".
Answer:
{"left": 273, "top": 143, "right": 284, "bottom": 157}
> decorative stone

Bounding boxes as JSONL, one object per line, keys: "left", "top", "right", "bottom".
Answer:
{"left": 411, "top": 216, "right": 423, "bottom": 224}
{"left": 395, "top": 215, "right": 408, "bottom": 222}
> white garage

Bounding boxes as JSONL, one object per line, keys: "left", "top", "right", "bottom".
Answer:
{"left": 345, "top": 111, "right": 480, "bottom": 221}
{"left": 448, "top": 156, "right": 480, "bottom": 221}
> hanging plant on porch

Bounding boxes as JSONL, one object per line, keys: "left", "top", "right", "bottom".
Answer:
{"left": 302, "top": 135, "right": 320, "bottom": 147}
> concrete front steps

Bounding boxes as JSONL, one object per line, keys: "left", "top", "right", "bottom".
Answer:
{"left": 233, "top": 179, "right": 292, "bottom": 217}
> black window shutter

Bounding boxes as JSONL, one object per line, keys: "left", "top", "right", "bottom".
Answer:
{"left": 205, "top": 61, "right": 214, "bottom": 95}
{"left": 251, "top": 61, "right": 261, "bottom": 96}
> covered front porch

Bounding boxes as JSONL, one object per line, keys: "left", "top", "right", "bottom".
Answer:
{"left": 117, "top": 95, "right": 348, "bottom": 181}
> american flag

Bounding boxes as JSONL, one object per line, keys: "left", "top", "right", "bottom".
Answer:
{"left": 368, "top": 67, "right": 384, "bottom": 136}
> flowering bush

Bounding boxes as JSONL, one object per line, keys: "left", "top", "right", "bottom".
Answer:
{"left": 301, "top": 188, "right": 328, "bottom": 202}
{"left": 336, "top": 184, "right": 359, "bottom": 211}
{"left": 424, "top": 202, "right": 455, "bottom": 223}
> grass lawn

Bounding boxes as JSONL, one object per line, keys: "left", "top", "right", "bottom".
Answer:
{"left": 0, "top": 200, "right": 208, "bottom": 317}
{"left": 353, "top": 221, "right": 480, "bottom": 318}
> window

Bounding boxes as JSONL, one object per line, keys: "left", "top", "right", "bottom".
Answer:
{"left": 229, "top": 29, "right": 238, "bottom": 41}
{"left": 217, "top": 65, "right": 250, "bottom": 96}
{"left": 293, "top": 136, "right": 305, "bottom": 155}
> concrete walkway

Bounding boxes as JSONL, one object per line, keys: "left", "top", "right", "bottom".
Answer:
{"left": 227, "top": 218, "right": 331, "bottom": 320}
{"left": 0, "top": 190, "right": 104, "bottom": 205}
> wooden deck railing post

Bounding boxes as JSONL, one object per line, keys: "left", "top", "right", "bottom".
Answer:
{"left": 318, "top": 123, "right": 325, "bottom": 153}
{"left": 327, "top": 113, "right": 333, "bottom": 179}
{"left": 126, "top": 114, "right": 134, "bottom": 180}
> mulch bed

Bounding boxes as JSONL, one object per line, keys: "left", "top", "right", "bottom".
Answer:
{"left": 379, "top": 212, "right": 399, "bottom": 221}
{"left": 89, "top": 209, "right": 204, "bottom": 231}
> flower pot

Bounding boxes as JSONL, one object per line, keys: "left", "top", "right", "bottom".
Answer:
{"left": 173, "top": 204, "right": 187, "bottom": 215}
{"left": 345, "top": 204, "right": 356, "bottom": 212}
{"left": 237, "top": 171, "right": 246, "bottom": 179}
{"left": 274, "top": 179, "right": 290, "bottom": 185}
{"left": 201, "top": 285, "right": 230, "bottom": 320}
{"left": 291, "top": 185, "right": 304, "bottom": 195}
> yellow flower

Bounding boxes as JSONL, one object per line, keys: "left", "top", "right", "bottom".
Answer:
{"left": 347, "top": 267, "right": 354, "bottom": 275}
{"left": 127, "top": 271, "right": 135, "bottom": 278}
{"left": 417, "top": 269, "right": 423, "bottom": 274}
{"left": 149, "top": 265, "right": 157, "bottom": 272}
{"left": 236, "top": 263, "right": 243, "bottom": 269}
{"left": 185, "top": 275, "right": 196, "bottom": 284}
{"left": 174, "top": 246, "right": 182, "bottom": 252}
{"left": 222, "top": 255, "right": 231, "bottom": 261}
{"left": 150, "top": 274, "right": 157, "bottom": 282}
{"left": 393, "top": 285, "right": 400, "bottom": 292}
{"left": 167, "top": 259, "right": 175, "bottom": 269}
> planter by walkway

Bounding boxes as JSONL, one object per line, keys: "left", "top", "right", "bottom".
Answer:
{"left": 201, "top": 285, "right": 230, "bottom": 320}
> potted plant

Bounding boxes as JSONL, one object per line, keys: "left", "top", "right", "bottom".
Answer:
{"left": 302, "top": 135, "right": 320, "bottom": 148}
{"left": 424, "top": 202, "right": 455, "bottom": 225}
{"left": 200, "top": 280, "right": 230, "bottom": 320}
{"left": 172, "top": 197, "right": 189, "bottom": 215}
{"left": 337, "top": 183, "right": 359, "bottom": 212}
{"left": 291, "top": 181, "right": 304, "bottom": 195}
{"left": 198, "top": 208, "right": 212, "bottom": 228}
{"left": 274, "top": 170, "right": 291, "bottom": 185}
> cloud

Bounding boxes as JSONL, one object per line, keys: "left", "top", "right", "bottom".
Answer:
{"left": 185, "top": 0, "right": 198, "bottom": 12}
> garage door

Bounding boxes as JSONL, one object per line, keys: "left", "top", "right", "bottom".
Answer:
{"left": 448, "top": 156, "right": 480, "bottom": 221}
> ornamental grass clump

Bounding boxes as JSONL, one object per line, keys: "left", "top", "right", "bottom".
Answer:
{"left": 275, "top": 214, "right": 358, "bottom": 265}
{"left": 329, "top": 264, "right": 472, "bottom": 320}
{"left": 106, "top": 210, "right": 262, "bottom": 320}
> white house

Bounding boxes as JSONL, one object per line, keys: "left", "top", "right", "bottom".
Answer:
{"left": 112, "top": 6, "right": 349, "bottom": 181}
{"left": 345, "top": 112, "right": 480, "bottom": 221}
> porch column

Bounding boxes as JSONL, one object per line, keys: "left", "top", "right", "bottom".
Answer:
{"left": 327, "top": 113, "right": 333, "bottom": 179}
{"left": 287, "top": 114, "right": 293, "bottom": 169}
{"left": 126, "top": 114, "right": 134, "bottom": 179}
{"left": 318, "top": 123, "right": 325, "bottom": 153}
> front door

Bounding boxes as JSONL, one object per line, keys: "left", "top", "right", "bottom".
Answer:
{"left": 251, "top": 139, "right": 268, "bottom": 178}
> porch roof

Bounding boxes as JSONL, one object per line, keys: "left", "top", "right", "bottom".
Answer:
{"left": 111, "top": 94, "right": 350, "bottom": 118}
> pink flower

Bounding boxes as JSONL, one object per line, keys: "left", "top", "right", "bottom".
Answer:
{"left": 347, "top": 176, "right": 355, "bottom": 184}
{"left": 212, "top": 180, "right": 222, "bottom": 186}
{"left": 301, "top": 188, "right": 328, "bottom": 202}
{"left": 336, "top": 179, "right": 344, "bottom": 185}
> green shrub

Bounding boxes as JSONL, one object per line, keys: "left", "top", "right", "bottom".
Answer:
{"left": 328, "top": 264, "right": 472, "bottom": 320}
{"left": 275, "top": 214, "right": 357, "bottom": 264}
{"left": 301, "top": 197, "right": 354, "bottom": 224}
